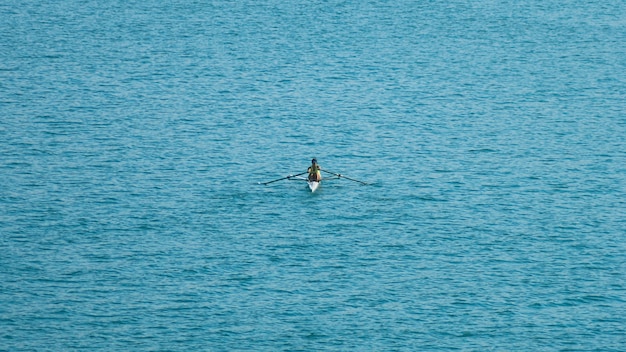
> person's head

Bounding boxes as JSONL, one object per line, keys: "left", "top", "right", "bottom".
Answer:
{"left": 311, "top": 158, "right": 317, "bottom": 164}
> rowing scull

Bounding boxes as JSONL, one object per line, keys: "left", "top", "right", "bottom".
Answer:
{"left": 260, "top": 168, "right": 368, "bottom": 191}
{"left": 307, "top": 180, "right": 320, "bottom": 192}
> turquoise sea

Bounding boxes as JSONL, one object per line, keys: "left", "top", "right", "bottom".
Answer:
{"left": 2, "top": 0, "right": 625, "bottom": 350}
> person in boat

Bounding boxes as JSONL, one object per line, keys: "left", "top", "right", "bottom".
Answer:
{"left": 307, "top": 158, "right": 322, "bottom": 182}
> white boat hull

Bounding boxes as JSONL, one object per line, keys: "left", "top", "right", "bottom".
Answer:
{"left": 307, "top": 181, "right": 320, "bottom": 192}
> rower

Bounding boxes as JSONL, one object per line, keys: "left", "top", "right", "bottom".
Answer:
{"left": 307, "top": 158, "right": 322, "bottom": 182}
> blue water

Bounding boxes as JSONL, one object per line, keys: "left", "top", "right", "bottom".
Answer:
{"left": 2, "top": 0, "right": 626, "bottom": 350}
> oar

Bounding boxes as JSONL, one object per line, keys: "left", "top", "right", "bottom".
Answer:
{"left": 321, "top": 170, "right": 369, "bottom": 185}
{"left": 259, "top": 172, "right": 308, "bottom": 185}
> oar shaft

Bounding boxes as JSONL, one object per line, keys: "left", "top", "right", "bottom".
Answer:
{"left": 260, "top": 171, "right": 307, "bottom": 185}
{"left": 321, "top": 170, "right": 369, "bottom": 185}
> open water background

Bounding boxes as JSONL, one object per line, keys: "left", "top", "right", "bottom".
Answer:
{"left": 2, "top": 0, "right": 626, "bottom": 350}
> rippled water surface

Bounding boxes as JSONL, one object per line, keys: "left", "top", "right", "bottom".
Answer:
{"left": 2, "top": 0, "right": 626, "bottom": 350}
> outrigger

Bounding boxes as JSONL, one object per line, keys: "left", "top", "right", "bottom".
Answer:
{"left": 259, "top": 170, "right": 369, "bottom": 193}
